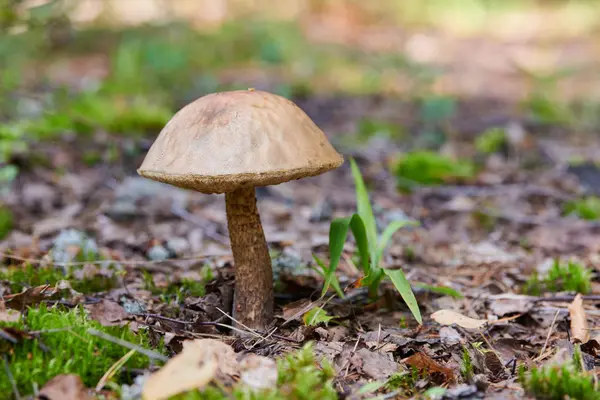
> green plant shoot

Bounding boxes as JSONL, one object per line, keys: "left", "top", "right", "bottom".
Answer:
{"left": 315, "top": 159, "right": 422, "bottom": 324}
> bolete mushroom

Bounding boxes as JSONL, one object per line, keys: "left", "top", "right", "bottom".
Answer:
{"left": 137, "top": 89, "right": 343, "bottom": 331}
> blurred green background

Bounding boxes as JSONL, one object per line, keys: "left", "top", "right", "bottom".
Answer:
{"left": 2, "top": 0, "right": 600, "bottom": 179}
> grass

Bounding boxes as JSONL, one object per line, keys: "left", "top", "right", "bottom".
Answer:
{"left": 385, "top": 368, "right": 422, "bottom": 397}
{"left": 0, "top": 263, "right": 118, "bottom": 294}
{"left": 171, "top": 343, "right": 337, "bottom": 400}
{"left": 523, "top": 259, "right": 592, "bottom": 296}
{"left": 1, "top": 304, "right": 159, "bottom": 396}
{"left": 564, "top": 196, "right": 600, "bottom": 221}
{"left": 475, "top": 127, "right": 507, "bottom": 154}
{"left": 394, "top": 150, "right": 476, "bottom": 192}
{"left": 141, "top": 268, "right": 210, "bottom": 304}
{"left": 0, "top": 205, "right": 13, "bottom": 239}
{"left": 519, "top": 346, "right": 598, "bottom": 400}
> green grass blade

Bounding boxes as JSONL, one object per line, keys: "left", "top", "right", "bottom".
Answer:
{"left": 383, "top": 268, "right": 422, "bottom": 324}
{"left": 313, "top": 254, "right": 344, "bottom": 299}
{"left": 376, "top": 220, "right": 418, "bottom": 267}
{"left": 348, "top": 214, "right": 370, "bottom": 275}
{"left": 350, "top": 158, "right": 377, "bottom": 255}
{"left": 413, "top": 282, "right": 464, "bottom": 299}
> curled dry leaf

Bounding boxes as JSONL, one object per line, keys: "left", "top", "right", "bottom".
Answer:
{"left": 142, "top": 339, "right": 237, "bottom": 400}
{"left": 431, "top": 310, "right": 487, "bottom": 330}
{"left": 239, "top": 354, "right": 278, "bottom": 390}
{"left": 5, "top": 280, "right": 83, "bottom": 310}
{"left": 404, "top": 352, "right": 455, "bottom": 384}
{"left": 38, "top": 374, "right": 92, "bottom": 400}
{"left": 84, "top": 299, "right": 129, "bottom": 327}
{"left": 568, "top": 294, "right": 589, "bottom": 344}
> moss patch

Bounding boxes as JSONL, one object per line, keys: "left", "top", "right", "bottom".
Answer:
{"left": 2, "top": 304, "right": 159, "bottom": 396}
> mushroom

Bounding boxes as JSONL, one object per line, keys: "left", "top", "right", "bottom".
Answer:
{"left": 137, "top": 89, "right": 343, "bottom": 331}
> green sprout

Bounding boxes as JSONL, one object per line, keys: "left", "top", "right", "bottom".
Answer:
{"left": 523, "top": 259, "right": 592, "bottom": 295}
{"left": 475, "top": 127, "right": 507, "bottom": 154}
{"left": 564, "top": 196, "right": 600, "bottom": 221}
{"left": 313, "top": 159, "right": 422, "bottom": 324}
{"left": 519, "top": 346, "right": 597, "bottom": 400}
{"left": 394, "top": 151, "right": 475, "bottom": 192}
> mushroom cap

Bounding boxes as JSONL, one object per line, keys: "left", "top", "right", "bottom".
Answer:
{"left": 137, "top": 90, "right": 344, "bottom": 194}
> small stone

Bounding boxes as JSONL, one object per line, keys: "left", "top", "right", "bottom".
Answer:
{"left": 51, "top": 229, "right": 98, "bottom": 263}
{"left": 147, "top": 244, "right": 169, "bottom": 261}
{"left": 166, "top": 237, "right": 190, "bottom": 256}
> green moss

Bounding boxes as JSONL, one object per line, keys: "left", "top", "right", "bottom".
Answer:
{"left": 523, "top": 259, "right": 592, "bottom": 295}
{"left": 172, "top": 343, "right": 337, "bottom": 400}
{"left": 0, "top": 264, "right": 118, "bottom": 294}
{"left": 141, "top": 270, "right": 208, "bottom": 303}
{"left": 461, "top": 347, "right": 474, "bottom": 382}
{"left": 519, "top": 346, "right": 598, "bottom": 400}
{"left": 394, "top": 151, "right": 475, "bottom": 192}
{"left": 475, "top": 127, "right": 507, "bottom": 154}
{"left": 385, "top": 368, "right": 421, "bottom": 397}
{"left": 564, "top": 196, "right": 600, "bottom": 221}
{"left": 356, "top": 118, "right": 405, "bottom": 143}
{"left": 0, "top": 206, "right": 13, "bottom": 240}
{"left": 2, "top": 304, "right": 158, "bottom": 396}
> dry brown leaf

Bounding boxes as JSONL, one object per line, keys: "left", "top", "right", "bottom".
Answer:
{"left": 5, "top": 280, "right": 82, "bottom": 310}
{"left": 38, "top": 374, "right": 92, "bottom": 400}
{"left": 568, "top": 294, "right": 589, "bottom": 344}
{"left": 4, "top": 284, "right": 54, "bottom": 309}
{"left": 351, "top": 348, "right": 399, "bottom": 380}
{"left": 431, "top": 310, "right": 487, "bottom": 330}
{"left": 84, "top": 299, "right": 129, "bottom": 327}
{"left": 239, "top": 354, "right": 278, "bottom": 390}
{"left": 0, "top": 301, "right": 20, "bottom": 322}
{"left": 142, "top": 339, "right": 237, "bottom": 400}
{"left": 404, "top": 352, "right": 455, "bottom": 384}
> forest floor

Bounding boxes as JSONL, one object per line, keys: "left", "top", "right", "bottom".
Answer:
{"left": 2, "top": 2, "right": 600, "bottom": 399}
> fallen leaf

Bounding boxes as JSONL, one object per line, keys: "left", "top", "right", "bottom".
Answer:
{"left": 352, "top": 348, "right": 399, "bottom": 380}
{"left": 431, "top": 310, "right": 487, "bottom": 330}
{"left": 4, "top": 284, "right": 54, "bottom": 310}
{"left": 568, "top": 294, "right": 589, "bottom": 344}
{"left": 487, "top": 294, "right": 535, "bottom": 317}
{"left": 38, "top": 374, "right": 92, "bottom": 400}
{"left": 0, "top": 301, "right": 20, "bottom": 322}
{"left": 483, "top": 351, "right": 508, "bottom": 382}
{"left": 142, "top": 339, "right": 236, "bottom": 400}
{"left": 84, "top": 299, "right": 129, "bottom": 327}
{"left": 239, "top": 354, "right": 278, "bottom": 390}
{"left": 404, "top": 352, "right": 455, "bottom": 384}
{"left": 5, "top": 280, "right": 82, "bottom": 310}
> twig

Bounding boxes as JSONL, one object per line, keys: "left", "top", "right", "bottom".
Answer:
{"left": 96, "top": 349, "right": 136, "bottom": 392}
{"left": 534, "top": 295, "right": 600, "bottom": 303}
{"left": 3, "top": 355, "right": 20, "bottom": 400}
{"left": 87, "top": 328, "right": 168, "bottom": 362}
{"left": 539, "top": 310, "right": 560, "bottom": 358}
{"left": 215, "top": 307, "right": 264, "bottom": 340}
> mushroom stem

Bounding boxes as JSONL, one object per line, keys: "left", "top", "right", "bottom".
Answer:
{"left": 225, "top": 186, "right": 273, "bottom": 331}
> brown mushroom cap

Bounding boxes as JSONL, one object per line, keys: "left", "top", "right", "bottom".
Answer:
{"left": 138, "top": 90, "right": 343, "bottom": 194}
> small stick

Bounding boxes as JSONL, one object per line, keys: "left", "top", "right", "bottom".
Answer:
{"left": 539, "top": 310, "right": 560, "bottom": 358}
{"left": 96, "top": 349, "right": 136, "bottom": 392}
{"left": 87, "top": 329, "right": 168, "bottom": 362}
{"left": 215, "top": 307, "right": 264, "bottom": 340}
{"left": 3, "top": 355, "right": 20, "bottom": 400}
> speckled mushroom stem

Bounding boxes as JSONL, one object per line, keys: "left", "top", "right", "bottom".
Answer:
{"left": 225, "top": 186, "right": 273, "bottom": 332}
